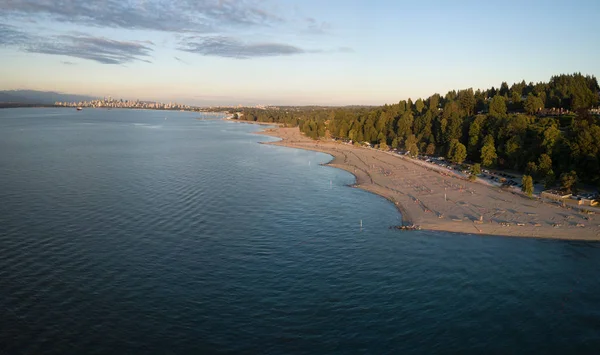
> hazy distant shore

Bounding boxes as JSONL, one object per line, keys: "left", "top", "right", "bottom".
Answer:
{"left": 246, "top": 123, "right": 600, "bottom": 241}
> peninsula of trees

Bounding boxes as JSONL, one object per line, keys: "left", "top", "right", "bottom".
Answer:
{"left": 234, "top": 73, "right": 600, "bottom": 188}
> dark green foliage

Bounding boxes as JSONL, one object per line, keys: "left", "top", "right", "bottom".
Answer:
{"left": 522, "top": 175, "right": 534, "bottom": 196}
{"left": 235, "top": 73, "right": 600, "bottom": 186}
{"left": 537, "top": 154, "right": 553, "bottom": 177}
{"left": 526, "top": 162, "right": 538, "bottom": 176}
{"left": 545, "top": 170, "right": 556, "bottom": 189}
{"left": 458, "top": 88, "right": 476, "bottom": 116}
{"left": 447, "top": 139, "right": 467, "bottom": 164}
{"left": 524, "top": 94, "right": 544, "bottom": 114}
{"left": 405, "top": 134, "right": 419, "bottom": 157}
{"left": 489, "top": 95, "right": 507, "bottom": 118}
{"left": 547, "top": 73, "right": 599, "bottom": 110}
{"left": 481, "top": 135, "right": 497, "bottom": 167}
{"left": 560, "top": 171, "right": 578, "bottom": 193}
{"left": 425, "top": 143, "right": 436, "bottom": 155}
{"left": 415, "top": 98, "right": 425, "bottom": 114}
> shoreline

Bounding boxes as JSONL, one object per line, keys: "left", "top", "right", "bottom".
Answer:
{"left": 249, "top": 123, "right": 600, "bottom": 241}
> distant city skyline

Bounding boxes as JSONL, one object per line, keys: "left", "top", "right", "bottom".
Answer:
{"left": 1, "top": 0, "right": 599, "bottom": 106}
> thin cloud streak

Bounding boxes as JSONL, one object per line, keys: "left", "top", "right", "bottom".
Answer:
{"left": 179, "top": 36, "right": 305, "bottom": 59}
{"left": 25, "top": 36, "right": 153, "bottom": 64}
{"left": 0, "top": 25, "right": 153, "bottom": 64}
{"left": 0, "top": 23, "right": 32, "bottom": 45}
{"left": 174, "top": 56, "right": 189, "bottom": 65}
{"left": 304, "top": 17, "right": 332, "bottom": 35}
{"left": 0, "top": 0, "right": 280, "bottom": 33}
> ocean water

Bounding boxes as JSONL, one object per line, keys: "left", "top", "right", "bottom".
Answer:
{"left": 0, "top": 108, "right": 599, "bottom": 354}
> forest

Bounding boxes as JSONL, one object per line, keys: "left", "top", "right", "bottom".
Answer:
{"left": 235, "top": 73, "right": 600, "bottom": 188}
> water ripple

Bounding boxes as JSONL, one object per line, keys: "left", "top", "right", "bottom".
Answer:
{"left": 1, "top": 109, "right": 599, "bottom": 354}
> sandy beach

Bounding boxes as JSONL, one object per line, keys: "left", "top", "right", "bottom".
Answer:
{"left": 254, "top": 125, "right": 600, "bottom": 241}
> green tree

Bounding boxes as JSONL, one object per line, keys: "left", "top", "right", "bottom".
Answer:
{"left": 413, "top": 110, "right": 433, "bottom": 139}
{"left": 447, "top": 139, "right": 467, "bottom": 164}
{"left": 471, "top": 163, "right": 481, "bottom": 175}
{"left": 396, "top": 111, "right": 414, "bottom": 141}
{"left": 537, "top": 154, "right": 553, "bottom": 177}
{"left": 500, "top": 81, "right": 509, "bottom": 96}
{"left": 415, "top": 98, "right": 425, "bottom": 114}
{"left": 480, "top": 135, "right": 497, "bottom": 167}
{"left": 522, "top": 175, "right": 534, "bottom": 196}
{"left": 511, "top": 91, "right": 522, "bottom": 106}
{"left": 560, "top": 170, "right": 578, "bottom": 193}
{"left": 489, "top": 95, "right": 507, "bottom": 118}
{"left": 458, "top": 88, "right": 476, "bottom": 116}
{"left": 545, "top": 170, "right": 556, "bottom": 189}
{"left": 391, "top": 137, "right": 399, "bottom": 149}
{"left": 356, "top": 129, "right": 364, "bottom": 143}
{"left": 504, "top": 135, "right": 522, "bottom": 167}
{"left": 524, "top": 94, "right": 544, "bottom": 114}
{"left": 526, "top": 161, "right": 538, "bottom": 176}
{"left": 425, "top": 142, "right": 436, "bottom": 155}
{"left": 348, "top": 129, "right": 357, "bottom": 141}
{"left": 541, "top": 125, "right": 560, "bottom": 154}
{"left": 405, "top": 134, "right": 419, "bottom": 157}
{"left": 428, "top": 94, "right": 440, "bottom": 111}
{"left": 468, "top": 115, "right": 485, "bottom": 157}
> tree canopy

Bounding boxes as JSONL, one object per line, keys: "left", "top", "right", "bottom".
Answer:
{"left": 231, "top": 73, "right": 600, "bottom": 188}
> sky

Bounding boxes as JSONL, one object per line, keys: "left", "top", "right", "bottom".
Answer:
{"left": 0, "top": 0, "right": 599, "bottom": 106}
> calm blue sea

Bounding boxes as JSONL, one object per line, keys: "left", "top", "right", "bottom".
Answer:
{"left": 1, "top": 108, "right": 599, "bottom": 354}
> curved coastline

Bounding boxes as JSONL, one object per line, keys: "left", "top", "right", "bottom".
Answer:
{"left": 234, "top": 121, "right": 600, "bottom": 241}
{"left": 260, "top": 133, "right": 414, "bottom": 226}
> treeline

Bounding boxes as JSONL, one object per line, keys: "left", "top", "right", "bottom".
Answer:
{"left": 232, "top": 73, "right": 600, "bottom": 187}
{"left": 236, "top": 107, "right": 330, "bottom": 128}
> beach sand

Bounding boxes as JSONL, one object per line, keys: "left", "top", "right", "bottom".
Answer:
{"left": 254, "top": 125, "right": 600, "bottom": 241}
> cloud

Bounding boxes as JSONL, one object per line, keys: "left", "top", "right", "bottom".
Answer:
{"left": 179, "top": 36, "right": 304, "bottom": 59}
{"left": 0, "top": 0, "right": 280, "bottom": 33}
{"left": 304, "top": 18, "right": 332, "bottom": 35}
{"left": 0, "top": 2, "right": 348, "bottom": 63}
{"left": 174, "top": 56, "right": 189, "bottom": 65}
{"left": 0, "top": 25, "right": 153, "bottom": 64}
{"left": 61, "top": 61, "right": 76, "bottom": 65}
{"left": 0, "top": 23, "right": 31, "bottom": 45}
{"left": 25, "top": 36, "right": 153, "bottom": 64}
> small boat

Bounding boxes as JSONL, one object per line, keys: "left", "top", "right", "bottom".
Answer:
{"left": 76, "top": 107, "right": 83, "bottom": 111}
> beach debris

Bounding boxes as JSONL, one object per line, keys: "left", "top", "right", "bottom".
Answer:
{"left": 500, "top": 222, "right": 511, "bottom": 227}
{"left": 533, "top": 223, "right": 542, "bottom": 227}
{"left": 553, "top": 223, "right": 562, "bottom": 228}
{"left": 517, "top": 223, "right": 525, "bottom": 226}
{"left": 392, "top": 224, "right": 421, "bottom": 231}
{"left": 576, "top": 223, "right": 585, "bottom": 227}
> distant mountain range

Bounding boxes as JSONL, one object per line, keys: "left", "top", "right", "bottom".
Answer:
{"left": 0, "top": 90, "right": 98, "bottom": 105}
